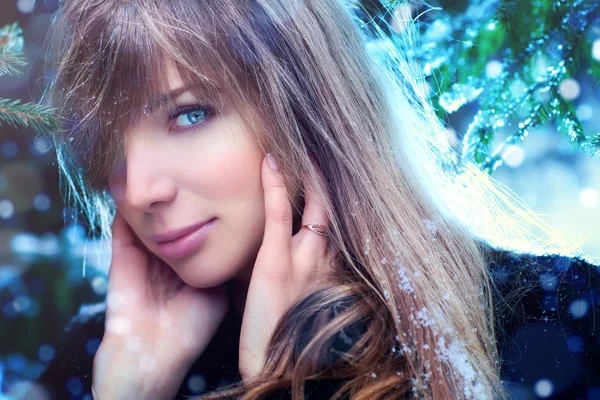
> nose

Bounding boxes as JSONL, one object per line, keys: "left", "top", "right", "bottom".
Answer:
{"left": 118, "top": 138, "right": 177, "bottom": 213}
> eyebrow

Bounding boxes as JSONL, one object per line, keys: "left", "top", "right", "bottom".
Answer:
{"left": 149, "top": 82, "right": 213, "bottom": 110}
{"left": 149, "top": 85, "right": 192, "bottom": 110}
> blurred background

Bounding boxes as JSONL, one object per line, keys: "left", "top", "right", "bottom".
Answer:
{"left": 0, "top": 0, "right": 599, "bottom": 398}
{"left": 0, "top": 0, "right": 110, "bottom": 397}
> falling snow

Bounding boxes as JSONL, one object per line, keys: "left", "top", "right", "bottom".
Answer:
{"left": 569, "top": 298, "right": 589, "bottom": 319}
{"left": 37, "top": 243, "right": 600, "bottom": 399}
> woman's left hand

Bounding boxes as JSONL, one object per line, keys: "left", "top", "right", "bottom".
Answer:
{"left": 238, "top": 154, "right": 335, "bottom": 381}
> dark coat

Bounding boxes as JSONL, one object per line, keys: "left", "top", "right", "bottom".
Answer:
{"left": 32, "top": 242, "right": 600, "bottom": 399}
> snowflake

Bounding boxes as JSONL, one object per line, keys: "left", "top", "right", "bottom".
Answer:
{"left": 415, "top": 307, "right": 436, "bottom": 327}
{"left": 423, "top": 219, "right": 438, "bottom": 236}
{"left": 434, "top": 336, "right": 489, "bottom": 399}
{"left": 397, "top": 266, "right": 415, "bottom": 294}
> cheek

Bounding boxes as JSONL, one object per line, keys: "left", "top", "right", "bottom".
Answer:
{"left": 179, "top": 128, "right": 264, "bottom": 199}
{"left": 214, "top": 151, "right": 262, "bottom": 197}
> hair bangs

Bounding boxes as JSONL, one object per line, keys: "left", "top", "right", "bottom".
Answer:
{"left": 51, "top": 0, "right": 246, "bottom": 191}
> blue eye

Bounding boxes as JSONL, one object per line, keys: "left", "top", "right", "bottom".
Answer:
{"left": 168, "top": 104, "right": 215, "bottom": 134}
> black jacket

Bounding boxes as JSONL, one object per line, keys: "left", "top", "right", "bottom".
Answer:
{"left": 32, "top": 243, "right": 600, "bottom": 399}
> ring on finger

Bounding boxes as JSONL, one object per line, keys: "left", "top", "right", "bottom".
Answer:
{"left": 301, "top": 223, "right": 330, "bottom": 237}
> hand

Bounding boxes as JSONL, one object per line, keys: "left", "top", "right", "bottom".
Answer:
{"left": 238, "top": 154, "right": 335, "bottom": 380}
{"left": 92, "top": 210, "right": 229, "bottom": 399}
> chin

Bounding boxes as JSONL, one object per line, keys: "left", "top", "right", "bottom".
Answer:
{"left": 176, "top": 266, "right": 234, "bottom": 289}
{"left": 166, "top": 256, "right": 238, "bottom": 289}
{"left": 185, "top": 276, "right": 232, "bottom": 289}
{"left": 161, "top": 232, "right": 260, "bottom": 289}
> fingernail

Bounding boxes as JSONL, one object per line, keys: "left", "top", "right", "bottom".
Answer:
{"left": 266, "top": 153, "right": 280, "bottom": 171}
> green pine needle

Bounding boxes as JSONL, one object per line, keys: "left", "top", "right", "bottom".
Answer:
{"left": 0, "top": 45, "right": 26, "bottom": 77}
{"left": 0, "top": 97, "right": 59, "bottom": 136}
{"left": 0, "top": 22, "right": 24, "bottom": 40}
{"left": 383, "top": 0, "right": 600, "bottom": 171}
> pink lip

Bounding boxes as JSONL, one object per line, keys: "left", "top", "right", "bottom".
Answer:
{"left": 155, "top": 218, "right": 217, "bottom": 259}
{"left": 152, "top": 219, "right": 215, "bottom": 243}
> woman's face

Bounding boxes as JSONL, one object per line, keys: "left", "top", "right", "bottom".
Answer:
{"left": 107, "top": 61, "right": 267, "bottom": 288}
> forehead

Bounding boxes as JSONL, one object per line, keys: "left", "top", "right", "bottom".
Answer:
{"left": 165, "top": 59, "right": 184, "bottom": 91}
{"left": 145, "top": 59, "right": 187, "bottom": 111}
{"left": 142, "top": 59, "right": 225, "bottom": 116}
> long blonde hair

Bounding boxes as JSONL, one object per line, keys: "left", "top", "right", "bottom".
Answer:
{"left": 38, "top": 0, "right": 586, "bottom": 398}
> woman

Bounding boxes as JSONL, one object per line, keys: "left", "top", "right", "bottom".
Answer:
{"left": 26, "top": 0, "right": 600, "bottom": 399}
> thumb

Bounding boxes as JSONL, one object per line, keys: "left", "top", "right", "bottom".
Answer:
{"left": 107, "top": 210, "right": 149, "bottom": 308}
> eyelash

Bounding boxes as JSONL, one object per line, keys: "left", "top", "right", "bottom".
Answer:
{"left": 168, "top": 104, "right": 215, "bottom": 134}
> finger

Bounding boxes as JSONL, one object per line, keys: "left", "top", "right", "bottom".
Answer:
{"left": 147, "top": 253, "right": 185, "bottom": 302}
{"left": 111, "top": 209, "right": 137, "bottom": 256}
{"left": 107, "top": 210, "right": 149, "bottom": 305}
{"left": 295, "top": 158, "right": 330, "bottom": 256}
{"left": 260, "top": 154, "right": 293, "bottom": 263}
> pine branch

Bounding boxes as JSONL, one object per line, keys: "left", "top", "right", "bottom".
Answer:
{"left": 0, "top": 98, "right": 59, "bottom": 136}
{"left": 589, "top": 62, "right": 600, "bottom": 82}
{"left": 374, "top": 0, "right": 600, "bottom": 172}
{"left": 553, "top": 95, "right": 587, "bottom": 145}
{"left": 581, "top": 133, "right": 600, "bottom": 157}
{"left": 0, "top": 45, "right": 26, "bottom": 77}
{"left": 0, "top": 22, "right": 24, "bottom": 52}
{"left": 0, "top": 21, "right": 60, "bottom": 139}
{"left": 0, "top": 22, "right": 23, "bottom": 42}
{"left": 479, "top": 103, "right": 544, "bottom": 174}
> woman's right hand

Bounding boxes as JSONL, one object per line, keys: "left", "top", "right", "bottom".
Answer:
{"left": 91, "top": 210, "right": 229, "bottom": 400}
